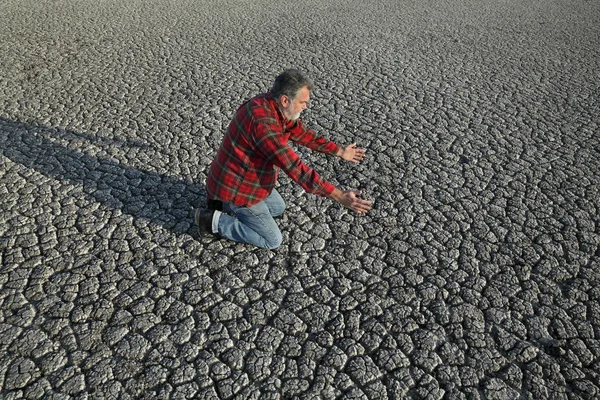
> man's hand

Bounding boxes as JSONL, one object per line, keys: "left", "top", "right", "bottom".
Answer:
{"left": 330, "top": 188, "right": 372, "bottom": 214}
{"left": 337, "top": 143, "right": 366, "bottom": 164}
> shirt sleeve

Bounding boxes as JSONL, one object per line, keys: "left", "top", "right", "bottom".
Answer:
{"left": 251, "top": 117, "right": 336, "bottom": 197}
{"left": 288, "top": 119, "right": 340, "bottom": 155}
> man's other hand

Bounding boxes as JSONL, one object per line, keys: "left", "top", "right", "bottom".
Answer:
{"left": 338, "top": 143, "right": 366, "bottom": 164}
{"left": 330, "top": 188, "right": 372, "bottom": 214}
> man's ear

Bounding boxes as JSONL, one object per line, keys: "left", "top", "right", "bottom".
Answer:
{"left": 280, "top": 95, "right": 290, "bottom": 108}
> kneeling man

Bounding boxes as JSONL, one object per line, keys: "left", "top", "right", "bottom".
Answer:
{"left": 197, "top": 69, "right": 372, "bottom": 249}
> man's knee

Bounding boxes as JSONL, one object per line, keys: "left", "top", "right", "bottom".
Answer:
{"left": 272, "top": 204, "right": 286, "bottom": 219}
{"left": 268, "top": 198, "right": 286, "bottom": 218}
{"left": 265, "top": 230, "right": 283, "bottom": 249}
{"left": 266, "top": 190, "right": 286, "bottom": 217}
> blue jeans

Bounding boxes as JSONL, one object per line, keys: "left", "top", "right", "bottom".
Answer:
{"left": 216, "top": 189, "right": 286, "bottom": 249}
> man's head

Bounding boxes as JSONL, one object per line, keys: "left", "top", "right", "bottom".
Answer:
{"left": 271, "top": 69, "right": 312, "bottom": 121}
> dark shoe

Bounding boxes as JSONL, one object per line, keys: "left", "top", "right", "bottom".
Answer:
{"left": 195, "top": 208, "right": 215, "bottom": 236}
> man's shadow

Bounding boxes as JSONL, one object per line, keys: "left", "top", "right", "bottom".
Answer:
{"left": 1, "top": 119, "right": 206, "bottom": 235}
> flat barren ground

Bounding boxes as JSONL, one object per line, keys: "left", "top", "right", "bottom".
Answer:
{"left": 1, "top": 0, "right": 599, "bottom": 398}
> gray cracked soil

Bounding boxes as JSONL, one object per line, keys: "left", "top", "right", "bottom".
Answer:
{"left": 1, "top": 0, "right": 599, "bottom": 399}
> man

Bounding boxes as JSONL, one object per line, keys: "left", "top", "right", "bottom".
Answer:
{"left": 196, "top": 69, "right": 372, "bottom": 249}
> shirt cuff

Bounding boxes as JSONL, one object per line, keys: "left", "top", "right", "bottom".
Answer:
{"left": 327, "top": 142, "right": 341, "bottom": 156}
{"left": 321, "top": 181, "right": 336, "bottom": 197}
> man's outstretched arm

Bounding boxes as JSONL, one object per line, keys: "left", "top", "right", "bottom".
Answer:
{"left": 288, "top": 120, "right": 340, "bottom": 155}
{"left": 288, "top": 121, "right": 366, "bottom": 164}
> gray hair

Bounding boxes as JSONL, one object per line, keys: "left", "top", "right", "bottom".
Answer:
{"left": 270, "top": 69, "right": 313, "bottom": 100}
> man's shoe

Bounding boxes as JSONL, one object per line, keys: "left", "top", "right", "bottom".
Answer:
{"left": 195, "top": 208, "right": 216, "bottom": 236}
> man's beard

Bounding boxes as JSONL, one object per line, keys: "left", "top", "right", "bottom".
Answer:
{"left": 284, "top": 106, "right": 301, "bottom": 121}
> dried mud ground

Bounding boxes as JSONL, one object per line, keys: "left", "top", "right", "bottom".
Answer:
{"left": 1, "top": 0, "right": 599, "bottom": 399}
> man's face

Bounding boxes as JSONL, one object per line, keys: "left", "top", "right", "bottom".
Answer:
{"left": 282, "top": 86, "right": 310, "bottom": 121}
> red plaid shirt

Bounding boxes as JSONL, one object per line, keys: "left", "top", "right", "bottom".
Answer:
{"left": 207, "top": 93, "right": 340, "bottom": 207}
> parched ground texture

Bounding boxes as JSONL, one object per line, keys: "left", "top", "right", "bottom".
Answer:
{"left": 1, "top": 0, "right": 599, "bottom": 399}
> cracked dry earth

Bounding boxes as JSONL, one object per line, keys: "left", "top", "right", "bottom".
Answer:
{"left": 1, "top": 0, "right": 599, "bottom": 399}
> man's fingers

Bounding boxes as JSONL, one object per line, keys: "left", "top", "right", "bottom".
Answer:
{"left": 341, "top": 190, "right": 371, "bottom": 213}
{"left": 352, "top": 199, "right": 372, "bottom": 213}
{"left": 343, "top": 145, "right": 366, "bottom": 164}
{"left": 353, "top": 205, "right": 371, "bottom": 214}
{"left": 354, "top": 148, "right": 366, "bottom": 162}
